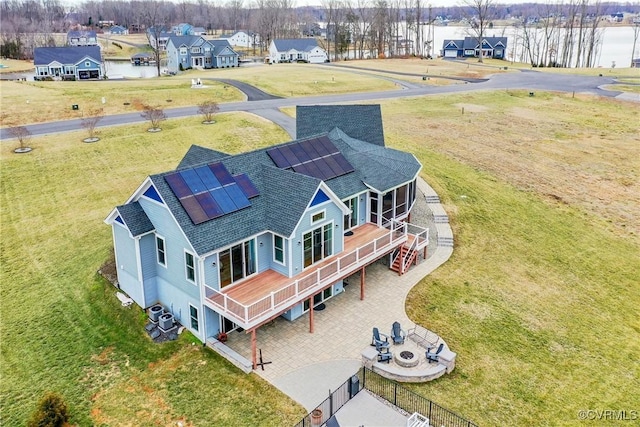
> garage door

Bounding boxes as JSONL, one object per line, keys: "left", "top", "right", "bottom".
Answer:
{"left": 445, "top": 50, "right": 457, "bottom": 58}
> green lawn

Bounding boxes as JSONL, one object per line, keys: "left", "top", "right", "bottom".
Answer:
{"left": 381, "top": 92, "right": 640, "bottom": 425}
{"left": 0, "top": 113, "right": 303, "bottom": 426}
{"left": 1, "top": 88, "right": 639, "bottom": 426}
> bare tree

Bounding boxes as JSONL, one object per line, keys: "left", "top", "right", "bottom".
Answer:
{"left": 142, "top": 1, "right": 171, "bottom": 77}
{"left": 9, "top": 125, "right": 32, "bottom": 153}
{"left": 141, "top": 105, "right": 167, "bottom": 131}
{"left": 198, "top": 100, "right": 219, "bottom": 124}
{"left": 462, "top": 0, "right": 496, "bottom": 63}
{"left": 81, "top": 109, "right": 104, "bottom": 142}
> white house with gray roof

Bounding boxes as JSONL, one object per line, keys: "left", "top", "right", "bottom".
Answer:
{"left": 269, "top": 38, "right": 328, "bottom": 63}
{"left": 105, "top": 105, "right": 427, "bottom": 370}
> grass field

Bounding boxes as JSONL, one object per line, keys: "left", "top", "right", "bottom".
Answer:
{"left": 1, "top": 72, "right": 639, "bottom": 425}
{"left": 381, "top": 91, "right": 639, "bottom": 425}
{"left": 0, "top": 113, "right": 303, "bottom": 425}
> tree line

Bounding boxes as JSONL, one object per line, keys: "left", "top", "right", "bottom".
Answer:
{"left": 1, "top": 0, "right": 638, "bottom": 67}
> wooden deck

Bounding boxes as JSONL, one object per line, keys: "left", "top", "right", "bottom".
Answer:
{"left": 223, "top": 223, "right": 389, "bottom": 306}
{"left": 204, "top": 222, "right": 408, "bottom": 329}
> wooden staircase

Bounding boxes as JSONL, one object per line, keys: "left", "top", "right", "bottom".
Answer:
{"left": 390, "top": 244, "right": 419, "bottom": 275}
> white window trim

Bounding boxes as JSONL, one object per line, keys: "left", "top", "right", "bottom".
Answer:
{"left": 189, "top": 304, "right": 199, "bottom": 332}
{"left": 156, "top": 234, "right": 167, "bottom": 268}
{"left": 311, "top": 209, "right": 326, "bottom": 225}
{"left": 273, "top": 234, "right": 285, "bottom": 265}
{"left": 185, "top": 250, "right": 196, "bottom": 284}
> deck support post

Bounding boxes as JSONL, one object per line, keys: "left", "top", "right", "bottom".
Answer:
{"left": 309, "top": 296, "right": 314, "bottom": 333}
{"left": 423, "top": 247, "right": 427, "bottom": 262}
{"left": 360, "top": 267, "right": 365, "bottom": 300}
{"left": 251, "top": 329, "right": 257, "bottom": 369}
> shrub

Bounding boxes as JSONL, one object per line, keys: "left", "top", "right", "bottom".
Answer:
{"left": 27, "top": 392, "right": 69, "bottom": 427}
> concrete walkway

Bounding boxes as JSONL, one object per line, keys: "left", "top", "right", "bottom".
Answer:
{"left": 224, "top": 178, "right": 454, "bottom": 411}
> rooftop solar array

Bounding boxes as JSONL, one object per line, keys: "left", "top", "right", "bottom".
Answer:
{"left": 164, "top": 162, "right": 259, "bottom": 224}
{"left": 266, "top": 136, "right": 354, "bottom": 181}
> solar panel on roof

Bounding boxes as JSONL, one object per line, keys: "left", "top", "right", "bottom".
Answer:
{"left": 266, "top": 148, "right": 290, "bottom": 168}
{"left": 266, "top": 136, "right": 355, "bottom": 181}
{"left": 181, "top": 195, "right": 209, "bottom": 224}
{"left": 165, "top": 173, "right": 192, "bottom": 198}
{"left": 224, "top": 184, "right": 251, "bottom": 209}
{"left": 210, "top": 187, "right": 236, "bottom": 214}
{"left": 165, "top": 161, "right": 258, "bottom": 224}
{"left": 195, "top": 192, "right": 223, "bottom": 218}
{"left": 234, "top": 174, "right": 260, "bottom": 198}
{"left": 290, "top": 143, "right": 311, "bottom": 163}
{"left": 180, "top": 169, "right": 206, "bottom": 194}
{"left": 194, "top": 165, "right": 221, "bottom": 189}
{"left": 209, "top": 162, "right": 235, "bottom": 185}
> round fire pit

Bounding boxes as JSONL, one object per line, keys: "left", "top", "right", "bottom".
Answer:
{"left": 394, "top": 349, "right": 420, "bottom": 368}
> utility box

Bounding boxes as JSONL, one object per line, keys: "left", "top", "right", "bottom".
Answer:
{"left": 349, "top": 375, "right": 360, "bottom": 398}
{"left": 159, "top": 313, "right": 174, "bottom": 331}
{"left": 148, "top": 305, "right": 164, "bottom": 322}
{"left": 72, "top": 104, "right": 79, "bottom": 110}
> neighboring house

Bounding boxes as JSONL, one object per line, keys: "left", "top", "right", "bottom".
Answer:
{"left": 269, "top": 38, "right": 328, "bottom": 63}
{"left": 105, "top": 105, "right": 428, "bottom": 369}
{"left": 632, "top": 58, "right": 640, "bottom": 68}
{"left": 442, "top": 36, "right": 507, "bottom": 59}
{"left": 166, "top": 35, "right": 239, "bottom": 72}
{"left": 67, "top": 30, "right": 98, "bottom": 46}
{"left": 131, "top": 52, "right": 155, "bottom": 66}
{"left": 108, "top": 25, "right": 128, "bottom": 35}
{"left": 219, "top": 30, "right": 259, "bottom": 48}
{"left": 34, "top": 46, "right": 104, "bottom": 80}
{"left": 147, "top": 26, "right": 171, "bottom": 51}
{"left": 172, "top": 23, "right": 193, "bottom": 36}
{"left": 192, "top": 27, "right": 207, "bottom": 36}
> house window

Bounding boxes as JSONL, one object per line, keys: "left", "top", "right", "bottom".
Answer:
{"left": 180, "top": 48, "right": 187, "bottom": 55}
{"left": 280, "top": 54, "right": 286, "bottom": 60}
{"left": 369, "top": 192, "right": 379, "bottom": 224}
{"left": 191, "top": 47, "right": 200, "bottom": 53}
{"left": 343, "top": 197, "right": 358, "bottom": 230}
{"left": 303, "top": 223, "right": 332, "bottom": 268}
{"left": 189, "top": 305, "right": 199, "bottom": 331}
{"left": 312, "top": 211, "right": 325, "bottom": 223}
{"left": 85, "top": 61, "right": 91, "bottom": 67}
{"left": 185, "top": 251, "right": 195, "bottom": 282}
{"left": 156, "top": 236, "right": 166, "bottom": 266}
{"left": 274, "top": 235, "right": 284, "bottom": 264}
{"left": 219, "top": 239, "right": 256, "bottom": 287}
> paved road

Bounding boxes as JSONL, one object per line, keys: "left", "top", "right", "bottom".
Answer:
{"left": 1, "top": 70, "right": 633, "bottom": 140}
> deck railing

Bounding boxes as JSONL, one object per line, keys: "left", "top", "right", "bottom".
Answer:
{"left": 204, "top": 220, "right": 408, "bottom": 329}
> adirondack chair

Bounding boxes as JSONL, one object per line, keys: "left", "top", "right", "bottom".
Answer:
{"left": 372, "top": 327, "right": 391, "bottom": 352}
{"left": 426, "top": 343, "right": 444, "bottom": 363}
{"left": 377, "top": 351, "right": 392, "bottom": 363}
{"left": 391, "top": 321, "right": 406, "bottom": 345}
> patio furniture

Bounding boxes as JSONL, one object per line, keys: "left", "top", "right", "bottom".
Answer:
{"left": 426, "top": 343, "right": 444, "bottom": 363}
{"left": 372, "top": 327, "right": 391, "bottom": 352}
{"left": 391, "top": 321, "right": 406, "bottom": 344}
{"left": 378, "top": 351, "right": 392, "bottom": 363}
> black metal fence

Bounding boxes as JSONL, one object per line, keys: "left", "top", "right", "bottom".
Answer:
{"left": 293, "top": 367, "right": 478, "bottom": 427}
{"left": 360, "top": 367, "right": 478, "bottom": 427}
{"left": 292, "top": 372, "right": 359, "bottom": 427}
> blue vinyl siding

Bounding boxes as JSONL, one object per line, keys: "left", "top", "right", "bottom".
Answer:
{"left": 140, "top": 234, "right": 158, "bottom": 307}
{"left": 204, "top": 306, "right": 221, "bottom": 339}
{"left": 155, "top": 276, "right": 204, "bottom": 341}
{"left": 113, "top": 224, "right": 144, "bottom": 305}
{"left": 138, "top": 198, "right": 199, "bottom": 301}
{"left": 291, "top": 198, "right": 344, "bottom": 274}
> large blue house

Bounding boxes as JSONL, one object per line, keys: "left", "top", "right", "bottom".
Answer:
{"left": 442, "top": 36, "right": 507, "bottom": 59}
{"left": 166, "top": 35, "right": 239, "bottom": 72}
{"left": 105, "top": 105, "right": 428, "bottom": 369}
{"left": 34, "top": 46, "right": 104, "bottom": 80}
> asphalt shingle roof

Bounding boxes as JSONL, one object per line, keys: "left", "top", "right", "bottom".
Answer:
{"left": 297, "top": 105, "right": 385, "bottom": 147}
{"left": 117, "top": 201, "right": 154, "bottom": 236}
{"left": 34, "top": 46, "right": 101, "bottom": 65}
{"left": 118, "top": 107, "right": 421, "bottom": 256}
{"left": 273, "top": 38, "right": 320, "bottom": 52}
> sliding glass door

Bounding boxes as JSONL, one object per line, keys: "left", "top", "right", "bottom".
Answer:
{"left": 303, "top": 223, "right": 333, "bottom": 268}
